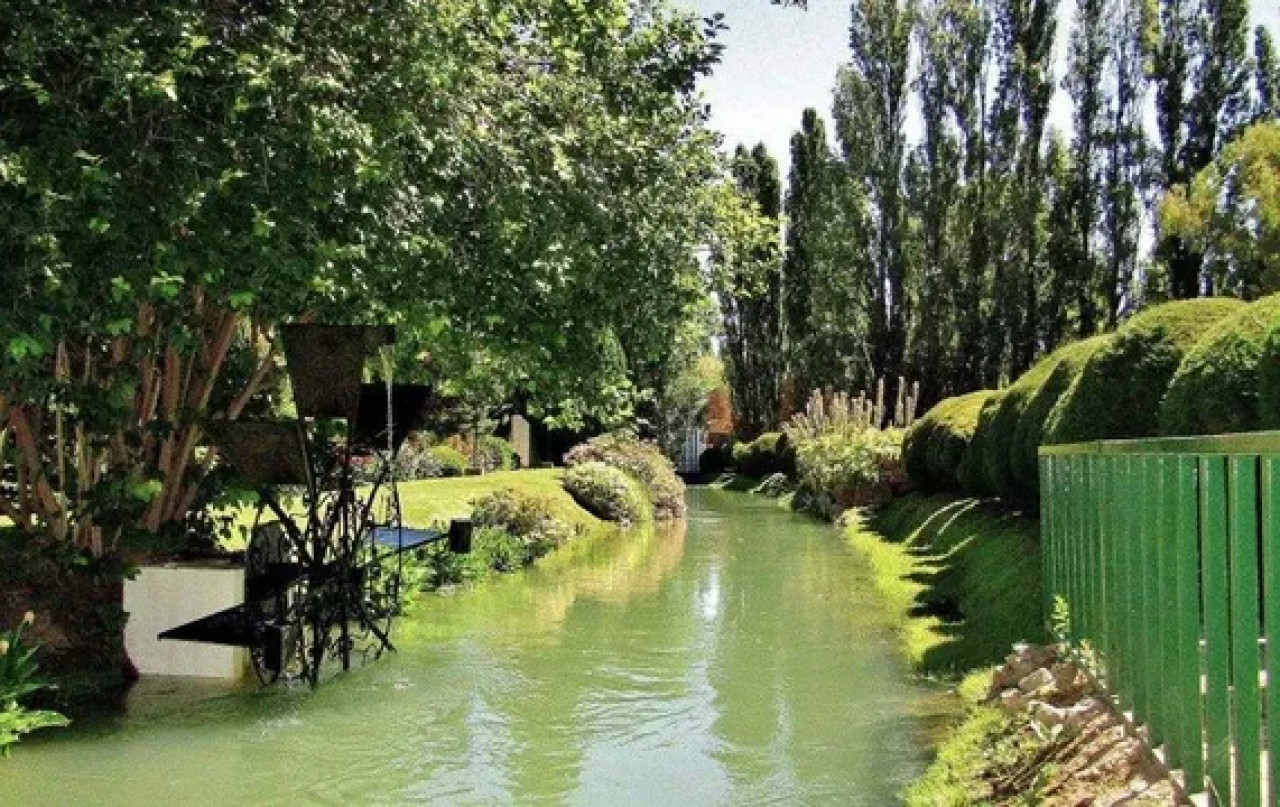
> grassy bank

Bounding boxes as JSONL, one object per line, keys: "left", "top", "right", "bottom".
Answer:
{"left": 844, "top": 493, "right": 1046, "bottom": 677}
{"left": 845, "top": 493, "right": 1054, "bottom": 804}
{"left": 222, "top": 468, "right": 601, "bottom": 550}
{"left": 398, "top": 469, "right": 598, "bottom": 529}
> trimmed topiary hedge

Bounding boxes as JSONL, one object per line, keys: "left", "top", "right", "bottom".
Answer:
{"left": 957, "top": 393, "right": 1004, "bottom": 497}
{"left": 1260, "top": 323, "right": 1280, "bottom": 429}
{"left": 960, "top": 335, "right": 1112, "bottom": 503}
{"left": 903, "top": 390, "right": 999, "bottom": 493}
{"left": 562, "top": 462, "right": 649, "bottom": 524}
{"left": 1007, "top": 336, "right": 1112, "bottom": 501}
{"left": 1159, "top": 294, "right": 1280, "bottom": 436}
{"left": 1044, "top": 298, "right": 1245, "bottom": 446}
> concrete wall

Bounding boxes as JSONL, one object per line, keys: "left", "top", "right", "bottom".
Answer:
{"left": 124, "top": 564, "right": 249, "bottom": 679}
{"left": 510, "top": 414, "right": 533, "bottom": 468}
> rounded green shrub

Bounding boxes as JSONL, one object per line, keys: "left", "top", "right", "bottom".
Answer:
{"left": 1044, "top": 298, "right": 1245, "bottom": 446}
{"left": 477, "top": 434, "right": 517, "bottom": 472}
{"left": 1159, "top": 294, "right": 1280, "bottom": 436}
{"left": 957, "top": 392, "right": 1004, "bottom": 497}
{"left": 1007, "top": 335, "right": 1113, "bottom": 501}
{"left": 562, "top": 462, "right": 649, "bottom": 524}
{"left": 730, "top": 432, "right": 796, "bottom": 478}
{"left": 962, "top": 335, "right": 1112, "bottom": 502}
{"left": 903, "top": 390, "right": 999, "bottom": 493}
{"left": 793, "top": 428, "right": 906, "bottom": 519}
{"left": 470, "top": 488, "right": 575, "bottom": 550}
{"left": 428, "top": 445, "right": 469, "bottom": 477}
{"left": 564, "top": 433, "right": 686, "bottom": 519}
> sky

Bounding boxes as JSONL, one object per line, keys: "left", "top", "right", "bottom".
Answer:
{"left": 683, "top": 0, "right": 1280, "bottom": 179}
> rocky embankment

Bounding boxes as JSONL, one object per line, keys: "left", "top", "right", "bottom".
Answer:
{"left": 982, "top": 644, "right": 1185, "bottom": 806}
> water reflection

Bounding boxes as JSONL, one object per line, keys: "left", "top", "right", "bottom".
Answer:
{"left": 6, "top": 490, "right": 942, "bottom": 807}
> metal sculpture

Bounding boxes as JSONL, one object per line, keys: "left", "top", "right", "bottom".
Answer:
{"left": 159, "top": 325, "right": 470, "bottom": 686}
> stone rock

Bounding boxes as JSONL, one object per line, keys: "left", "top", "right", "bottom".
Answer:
{"left": 999, "top": 689, "right": 1026, "bottom": 713}
{"left": 1018, "top": 667, "right": 1056, "bottom": 695}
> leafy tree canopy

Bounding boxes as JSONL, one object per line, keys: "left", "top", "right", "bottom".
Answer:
{"left": 0, "top": 0, "right": 725, "bottom": 550}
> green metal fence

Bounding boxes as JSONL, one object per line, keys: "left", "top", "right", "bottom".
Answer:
{"left": 1040, "top": 432, "right": 1280, "bottom": 807}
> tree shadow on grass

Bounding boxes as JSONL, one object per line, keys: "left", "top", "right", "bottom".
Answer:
{"left": 869, "top": 494, "right": 1048, "bottom": 677}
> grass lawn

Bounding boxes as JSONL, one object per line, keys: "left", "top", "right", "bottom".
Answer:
{"left": 844, "top": 493, "right": 1046, "bottom": 677}
{"left": 216, "top": 468, "right": 598, "bottom": 550}
{"left": 4, "top": 470, "right": 598, "bottom": 551}
{"left": 397, "top": 469, "right": 598, "bottom": 529}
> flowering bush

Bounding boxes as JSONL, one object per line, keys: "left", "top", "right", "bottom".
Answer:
{"left": 564, "top": 433, "right": 685, "bottom": 520}
{"left": 471, "top": 488, "right": 576, "bottom": 550}
{"left": 793, "top": 429, "right": 908, "bottom": 519}
{"left": 351, "top": 438, "right": 469, "bottom": 485}
{"left": 562, "top": 462, "right": 649, "bottom": 524}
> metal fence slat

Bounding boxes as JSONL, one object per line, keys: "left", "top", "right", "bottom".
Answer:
{"left": 1261, "top": 457, "right": 1280, "bottom": 807}
{"left": 1202, "top": 456, "right": 1233, "bottom": 805}
{"left": 1174, "top": 455, "right": 1205, "bottom": 789}
{"left": 1228, "top": 456, "right": 1262, "bottom": 807}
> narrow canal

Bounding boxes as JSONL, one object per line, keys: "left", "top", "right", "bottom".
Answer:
{"left": 8, "top": 488, "right": 945, "bottom": 806}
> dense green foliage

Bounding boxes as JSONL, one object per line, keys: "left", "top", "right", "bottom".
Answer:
{"left": 563, "top": 433, "right": 686, "bottom": 520}
{"left": 972, "top": 336, "right": 1112, "bottom": 502}
{"left": 1162, "top": 121, "right": 1280, "bottom": 297}
{"left": 749, "top": 0, "right": 1274, "bottom": 427}
{"left": 903, "top": 390, "right": 998, "bottom": 492}
{"left": 1, "top": 614, "right": 68, "bottom": 754}
{"left": 0, "top": 0, "right": 723, "bottom": 557}
{"left": 1160, "top": 294, "right": 1280, "bottom": 434}
{"left": 1045, "top": 298, "right": 1245, "bottom": 444}
{"left": 562, "top": 463, "right": 649, "bottom": 524}
{"left": 730, "top": 432, "right": 796, "bottom": 478}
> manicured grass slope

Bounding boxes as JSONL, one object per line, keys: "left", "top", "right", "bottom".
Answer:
{"left": 845, "top": 493, "right": 1045, "bottom": 676}
{"left": 396, "top": 469, "right": 598, "bottom": 529}
{"left": 219, "top": 469, "right": 599, "bottom": 551}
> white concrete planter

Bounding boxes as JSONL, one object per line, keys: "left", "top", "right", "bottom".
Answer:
{"left": 123, "top": 563, "right": 249, "bottom": 680}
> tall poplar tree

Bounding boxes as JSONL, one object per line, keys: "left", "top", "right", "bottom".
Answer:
{"left": 719, "top": 144, "right": 784, "bottom": 437}
{"left": 1098, "top": 0, "right": 1151, "bottom": 321}
{"left": 835, "top": 0, "right": 917, "bottom": 394}
{"left": 1063, "top": 0, "right": 1107, "bottom": 334}
{"left": 909, "top": 0, "right": 971, "bottom": 403}
{"left": 782, "top": 109, "right": 832, "bottom": 402}
{"left": 1154, "top": 0, "right": 1252, "bottom": 297}
{"left": 1255, "top": 27, "right": 1280, "bottom": 121}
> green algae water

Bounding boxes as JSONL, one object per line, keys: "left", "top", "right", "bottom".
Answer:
{"left": 6, "top": 489, "right": 945, "bottom": 805}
